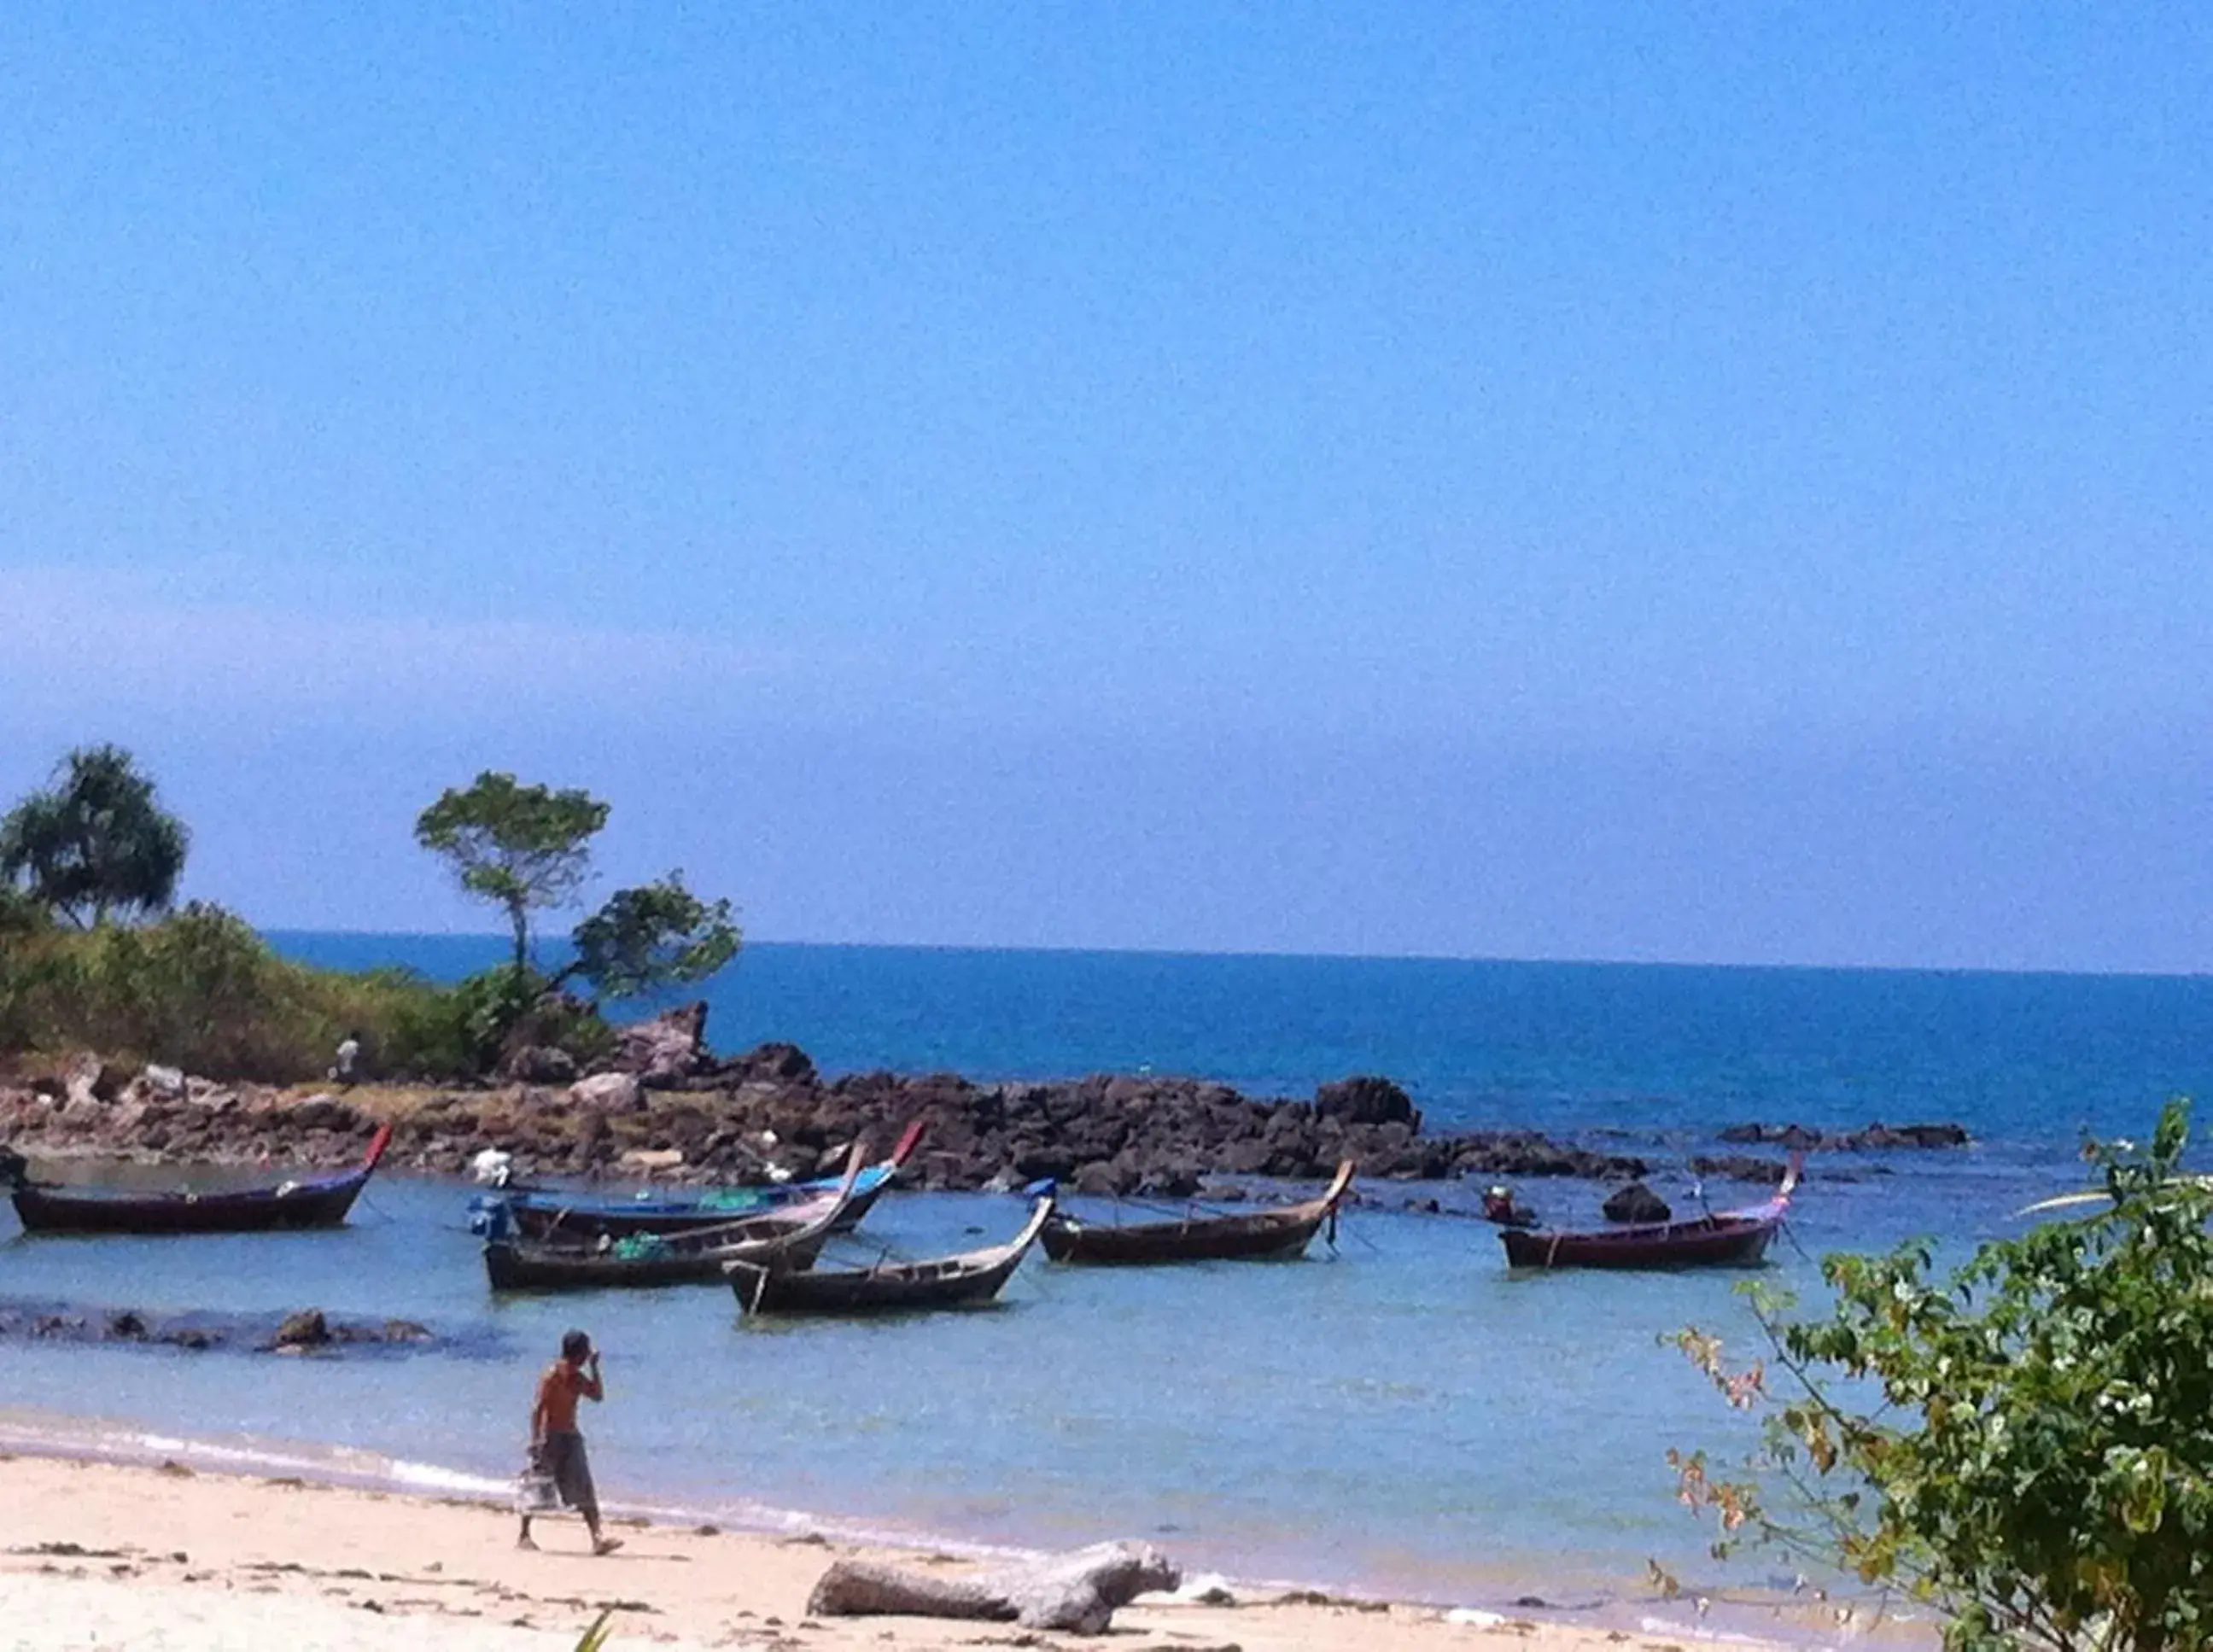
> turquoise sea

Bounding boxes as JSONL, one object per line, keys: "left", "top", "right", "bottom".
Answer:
{"left": 3, "top": 937, "right": 2210, "bottom": 1624}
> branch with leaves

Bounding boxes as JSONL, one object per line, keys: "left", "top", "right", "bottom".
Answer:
{"left": 1672, "top": 1098, "right": 2213, "bottom": 1652}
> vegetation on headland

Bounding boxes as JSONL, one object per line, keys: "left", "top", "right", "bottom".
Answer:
{"left": 0, "top": 747, "right": 739, "bottom": 1083}
{"left": 1673, "top": 1098, "right": 2213, "bottom": 1652}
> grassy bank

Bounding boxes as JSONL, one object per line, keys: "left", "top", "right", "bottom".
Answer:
{"left": 0, "top": 904, "right": 473, "bottom": 1083}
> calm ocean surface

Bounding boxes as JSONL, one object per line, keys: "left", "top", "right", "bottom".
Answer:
{"left": 3, "top": 937, "right": 2210, "bottom": 1614}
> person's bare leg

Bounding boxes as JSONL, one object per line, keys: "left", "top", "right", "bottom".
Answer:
{"left": 517, "top": 1515, "right": 537, "bottom": 1550}
{"left": 589, "top": 1515, "right": 622, "bottom": 1556}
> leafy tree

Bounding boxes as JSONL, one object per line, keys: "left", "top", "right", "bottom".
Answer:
{"left": 0, "top": 744, "right": 190, "bottom": 927}
{"left": 563, "top": 872, "right": 740, "bottom": 1001}
{"left": 1673, "top": 1098, "right": 2213, "bottom": 1652}
{"left": 414, "top": 772, "right": 610, "bottom": 972}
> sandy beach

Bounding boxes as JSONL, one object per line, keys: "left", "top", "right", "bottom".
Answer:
{"left": 0, "top": 1451, "right": 1842, "bottom": 1652}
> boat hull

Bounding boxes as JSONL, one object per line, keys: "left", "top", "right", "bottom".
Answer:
{"left": 1038, "top": 1162, "right": 1354, "bottom": 1266}
{"left": 484, "top": 1221, "right": 831, "bottom": 1291}
{"left": 1041, "top": 1210, "right": 1324, "bottom": 1264}
{"left": 500, "top": 1168, "right": 893, "bottom": 1240}
{"left": 5, "top": 1124, "right": 394, "bottom": 1237}
{"left": 487, "top": 1123, "right": 924, "bottom": 1240}
{"left": 1499, "top": 1211, "right": 1780, "bottom": 1270}
{"left": 727, "top": 1195, "right": 1053, "bottom": 1317}
{"left": 483, "top": 1144, "right": 867, "bottom": 1292}
{"left": 11, "top": 1175, "right": 373, "bottom": 1235}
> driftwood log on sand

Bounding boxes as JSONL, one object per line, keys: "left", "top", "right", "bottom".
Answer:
{"left": 807, "top": 1539, "right": 1181, "bottom": 1633}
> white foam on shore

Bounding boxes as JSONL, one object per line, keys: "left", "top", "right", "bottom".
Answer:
{"left": 0, "top": 1403, "right": 1030, "bottom": 1561}
{"left": 0, "top": 1402, "right": 1923, "bottom": 1648}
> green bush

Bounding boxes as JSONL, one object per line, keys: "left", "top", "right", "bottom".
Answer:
{"left": 0, "top": 908, "right": 620, "bottom": 1084}
{"left": 0, "top": 905, "right": 462, "bottom": 1082}
{"left": 1676, "top": 1099, "right": 2213, "bottom": 1652}
{"left": 439, "top": 963, "right": 613, "bottom": 1075}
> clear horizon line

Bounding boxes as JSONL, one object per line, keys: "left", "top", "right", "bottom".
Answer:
{"left": 257, "top": 925, "right": 2213, "bottom": 985}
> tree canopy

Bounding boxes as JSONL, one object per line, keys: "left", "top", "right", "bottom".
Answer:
{"left": 566, "top": 871, "right": 740, "bottom": 1001}
{"left": 1675, "top": 1098, "right": 2213, "bottom": 1652}
{"left": 414, "top": 772, "right": 610, "bottom": 971}
{"left": 0, "top": 744, "right": 190, "bottom": 927}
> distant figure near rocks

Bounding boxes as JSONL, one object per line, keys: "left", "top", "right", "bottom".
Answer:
{"left": 330, "top": 1032, "right": 361, "bottom": 1089}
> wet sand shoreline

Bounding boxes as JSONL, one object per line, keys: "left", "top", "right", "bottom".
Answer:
{"left": 0, "top": 1424, "right": 1932, "bottom": 1652}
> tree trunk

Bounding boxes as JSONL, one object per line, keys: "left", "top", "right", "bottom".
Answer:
{"left": 508, "top": 903, "right": 528, "bottom": 973}
{"left": 807, "top": 1541, "right": 1179, "bottom": 1635}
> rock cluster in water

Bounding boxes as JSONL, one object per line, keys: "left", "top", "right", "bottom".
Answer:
{"left": 0, "top": 1298, "right": 437, "bottom": 1355}
{"left": 1718, "top": 1120, "right": 1971, "bottom": 1150}
{"left": 0, "top": 1007, "right": 1970, "bottom": 1200}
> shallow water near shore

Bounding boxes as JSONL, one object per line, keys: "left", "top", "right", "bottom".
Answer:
{"left": 3, "top": 941, "right": 2210, "bottom": 1617}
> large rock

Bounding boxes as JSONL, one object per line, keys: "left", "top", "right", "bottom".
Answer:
{"left": 723, "top": 1042, "right": 817, "bottom": 1085}
{"left": 1314, "top": 1075, "right": 1419, "bottom": 1129}
{"left": 569, "top": 1072, "right": 644, "bottom": 1112}
{"left": 1688, "top": 1155, "right": 1792, "bottom": 1185}
{"left": 610, "top": 1002, "right": 711, "bottom": 1086}
{"left": 271, "top": 1310, "right": 330, "bottom": 1349}
{"left": 1603, "top": 1182, "right": 1672, "bottom": 1223}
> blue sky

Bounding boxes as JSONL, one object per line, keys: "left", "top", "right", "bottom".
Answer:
{"left": 3, "top": 5, "right": 2209, "bottom": 971}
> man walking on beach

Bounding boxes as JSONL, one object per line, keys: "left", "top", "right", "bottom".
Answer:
{"left": 519, "top": 1329, "right": 622, "bottom": 1556}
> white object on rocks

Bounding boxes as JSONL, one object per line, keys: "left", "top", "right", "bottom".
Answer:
{"left": 62, "top": 1054, "right": 108, "bottom": 1111}
{"left": 140, "top": 1065, "right": 187, "bottom": 1100}
{"left": 470, "top": 1148, "right": 514, "bottom": 1187}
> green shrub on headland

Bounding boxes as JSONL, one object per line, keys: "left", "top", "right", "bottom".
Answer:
{"left": 0, "top": 903, "right": 495, "bottom": 1082}
{"left": 1, "top": 746, "right": 738, "bottom": 1085}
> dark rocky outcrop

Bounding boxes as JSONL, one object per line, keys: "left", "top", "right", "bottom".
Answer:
{"left": 1719, "top": 1120, "right": 1969, "bottom": 1151}
{"left": 1314, "top": 1075, "right": 1419, "bottom": 1129}
{"left": 1602, "top": 1182, "right": 1672, "bottom": 1223}
{"left": 1688, "top": 1154, "right": 1794, "bottom": 1185}
{"left": 0, "top": 1038, "right": 1656, "bottom": 1200}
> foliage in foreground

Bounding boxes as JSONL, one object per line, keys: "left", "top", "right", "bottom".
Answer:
{"left": 1674, "top": 1098, "right": 2213, "bottom": 1652}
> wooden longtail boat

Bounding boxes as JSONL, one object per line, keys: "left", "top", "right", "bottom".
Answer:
{"left": 1038, "top": 1162, "right": 1354, "bottom": 1265}
{"left": 1499, "top": 1159, "right": 1801, "bottom": 1270}
{"left": 484, "top": 1121, "right": 924, "bottom": 1240}
{"left": 482, "top": 1145, "right": 863, "bottom": 1292}
{"left": 0, "top": 1124, "right": 395, "bottom": 1236}
{"left": 726, "top": 1194, "right": 1054, "bottom": 1316}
